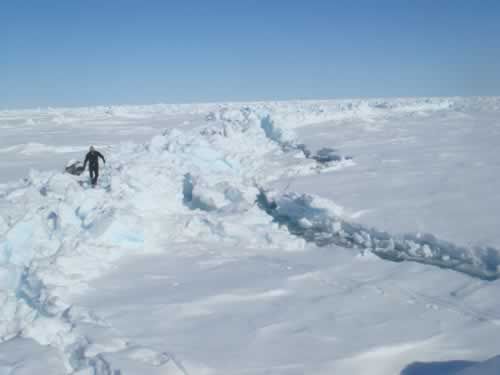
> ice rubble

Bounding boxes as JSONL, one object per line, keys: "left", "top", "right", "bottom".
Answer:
{"left": 257, "top": 189, "right": 500, "bottom": 280}
{"left": 0, "top": 108, "right": 324, "bottom": 373}
{"left": 0, "top": 103, "right": 499, "bottom": 373}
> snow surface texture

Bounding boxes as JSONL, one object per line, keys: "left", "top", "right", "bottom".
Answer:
{"left": 0, "top": 97, "right": 500, "bottom": 374}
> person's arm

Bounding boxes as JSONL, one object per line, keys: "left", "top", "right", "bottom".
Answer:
{"left": 83, "top": 153, "right": 89, "bottom": 169}
{"left": 97, "top": 152, "right": 106, "bottom": 164}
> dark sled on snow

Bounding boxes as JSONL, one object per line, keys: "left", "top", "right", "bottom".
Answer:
{"left": 65, "top": 161, "right": 85, "bottom": 176}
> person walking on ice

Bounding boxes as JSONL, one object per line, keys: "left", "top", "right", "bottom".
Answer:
{"left": 83, "top": 146, "right": 105, "bottom": 187}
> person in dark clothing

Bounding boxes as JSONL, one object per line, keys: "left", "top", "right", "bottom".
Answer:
{"left": 83, "top": 146, "right": 106, "bottom": 187}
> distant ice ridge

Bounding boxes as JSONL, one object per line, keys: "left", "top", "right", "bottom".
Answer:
{"left": 257, "top": 190, "right": 500, "bottom": 280}
{"left": 202, "top": 97, "right": 500, "bottom": 130}
{"left": 2, "top": 96, "right": 499, "bottom": 133}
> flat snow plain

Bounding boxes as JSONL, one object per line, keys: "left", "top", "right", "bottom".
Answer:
{"left": 0, "top": 97, "right": 499, "bottom": 374}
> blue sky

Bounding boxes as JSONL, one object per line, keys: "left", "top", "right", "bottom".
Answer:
{"left": 1, "top": 0, "right": 499, "bottom": 108}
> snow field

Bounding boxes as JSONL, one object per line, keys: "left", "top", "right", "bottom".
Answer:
{"left": 0, "top": 97, "right": 499, "bottom": 373}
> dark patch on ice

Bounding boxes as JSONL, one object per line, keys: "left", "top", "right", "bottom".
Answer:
{"left": 88, "top": 354, "right": 113, "bottom": 375}
{"left": 312, "top": 147, "right": 353, "bottom": 163}
{"left": 182, "top": 173, "right": 216, "bottom": 212}
{"left": 39, "top": 185, "right": 48, "bottom": 196}
{"left": 65, "top": 161, "right": 85, "bottom": 176}
{"left": 256, "top": 189, "right": 500, "bottom": 280}
{"left": 400, "top": 360, "right": 476, "bottom": 375}
{"left": 67, "top": 338, "right": 118, "bottom": 375}
{"left": 401, "top": 355, "right": 500, "bottom": 375}
{"left": 16, "top": 267, "right": 58, "bottom": 318}
{"left": 182, "top": 173, "right": 194, "bottom": 204}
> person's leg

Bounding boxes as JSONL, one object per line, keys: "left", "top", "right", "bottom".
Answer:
{"left": 94, "top": 167, "right": 99, "bottom": 185}
{"left": 90, "top": 168, "right": 96, "bottom": 186}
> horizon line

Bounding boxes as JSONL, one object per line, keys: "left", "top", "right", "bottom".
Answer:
{"left": 1, "top": 94, "right": 498, "bottom": 112}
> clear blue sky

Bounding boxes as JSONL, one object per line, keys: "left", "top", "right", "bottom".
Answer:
{"left": 1, "top": 0, "right": 499, "bottom": 108}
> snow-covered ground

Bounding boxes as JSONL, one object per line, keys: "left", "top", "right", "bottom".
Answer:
{"left": 0, "top": 97, "right": 499, "bottom": 374}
